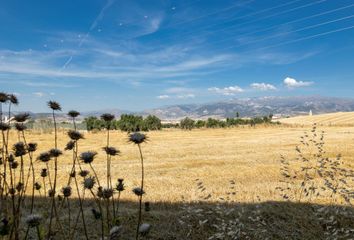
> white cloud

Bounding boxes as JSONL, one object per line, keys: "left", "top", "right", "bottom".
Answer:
{"left": 176, "top": 94, "right": 195, "bottom": 99}
{"left": 33, "top": 92, "right": 45, "bottom": 98}
{"left": 208, "top": 86, "right": 244, "bottom": 96}
{"left": 157, "top": 95, "right": 170, "bottom": 99}
{"left": 250, "top": 83, "right": 277, "bottom": 91}
{"left": 283, "top": 77, "right": 313, "bottom": 88}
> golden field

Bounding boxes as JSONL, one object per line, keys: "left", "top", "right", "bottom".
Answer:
{"left": 3, "top": 114, "right": 354, "bottom": 239}
{"left": 278, "top": 111, "right": 354, "bottom": 126}
{"left": 18, "top": 124, "right": 354, "bottom": 204}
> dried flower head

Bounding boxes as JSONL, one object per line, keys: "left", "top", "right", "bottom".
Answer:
{"left": 10, "top": 161, "right": 18, "bottom": 169}
{"left": 69, "top": 170, "right": 76, "bottom": 178}
{"left": 34, "top": 182, "right": 42, "bottom": 190}
{"left": 40, "top": 169, "right": 48, "bottom": 178}
{"left": 129, "top": 132, "right": 147, "bottom": 144}
{"left": 132, "top": 187, "right": 145, "bottom": 196}
{"left": 61, "top": 186, "right": 72, "bottom": 198}
{"left": 27, "top": 142, "right": 37, "bottom": 152}
{"left": 25, "top": 214, "right": 42, "bottom": 228}
{"left": 15, "top": 123, "right": 27, "bottom": 131}
{"left": 8, "top": 154, "right": 14, "bottom": 162}
{"left": 68, "top": 130, "right": 84, "bottom": 141}
{"left": 103, "top": 146, "right": 120, "bottom": 156}
{"left": 138, "top": 223, "right": 151, "bottom": 236}
{"left": 13, "top": 142, "right": 27, "bottom": 157}
{"left": 83, "top": 176, "right": 96, "bottom": 190}
{"left": 13, "top": 113, "right": 30, "bottom": 122}
{"left": 65, "top": 141, "right": 75, "bottom": 151}
{"left": 80, "top": 151, "right": 97, "bottom": 164}
{"left": 8, "top": 188, "right": 16, "bottom": 195}
{"left": 109, "top": 226, "right": 123, "bottom": 240}
{"left": 116, "top": 179, "right": 125, "bottom": 192}
{"left": 101, "top": 113, "right": 115, "bottom": 122}
{"left": 16, "top": 182, "right": 24, "bottom": 192}
{"left": 101, "top": 188, "right": 114, "bottom": 199}
{"left": 8, "top": 94, "right": 18, "bottom": 105}
{"left": 0, "top": 92, "right": 8, "bottom": 103}
{"left": 47, "top": 101, "right": 61, "bottom": 111}
{"left": 37, "top": 152, "right": 51, "bottom": 163}
{"left": 79, "top": 170, "right": 89, "bottom": 177}
{"left": 49, "top": 148, "right": 62, "bottom": 158}
{"left": 0, "top": 123, "right": 10, "bottom": 131}
{"left": 68, "top": 110, "right": 80, "bottom": 118}
{"left": 48, "top": 189, "right": 55, "bottom": 197}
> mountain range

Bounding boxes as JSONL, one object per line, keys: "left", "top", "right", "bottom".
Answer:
{"left": 23, "top": 96, "right": 354, "bottom": 121}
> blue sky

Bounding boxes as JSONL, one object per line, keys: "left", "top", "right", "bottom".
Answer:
{"left": 1, "top": 0, "right": 354, "bottom": 112}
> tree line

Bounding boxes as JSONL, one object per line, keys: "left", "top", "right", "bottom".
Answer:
{"left": 84, "top": 113, "right": 277, "bottom": 132}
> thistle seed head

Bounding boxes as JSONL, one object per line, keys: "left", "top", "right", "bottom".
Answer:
{"left": 13, "top": 113, "right": 30, "bottom": 123}
{"left": 8, "top": 94, "right": 18, "bottom": 105}
{"left": 79, "top": 170, "right": 89, "bottom": 177}
{"left": 8, "top": 154, "right": 14, "bottom": 162}
{"left": 67, "top": 110, "right": 80, "bottom": 118}
{"left": 65, "top": 141, "right": 75, "bottom": 151}
{"left": 10, "top": 161, "right": 18, "bottom": 169}
{"left": 101, "top": 188, "right": 114, "bottom": 199}
{"left": 37, "top": 152, "right": 51, "bottom": 163}
{"left": 25, "top": 214, "right": 42, "bottom": 228}
{"left": 68, "top": 130, "right": 84, "bottom": 141}
{"left": 47, "top": 101, "right": 61, "bottom": 111}
{"left": 13, "top": 142, "right": 27, "bottom": 157}
{"left": 129, "top": 132, "right": 147, "bottom": 144}
{"left": 61, "top": 186, "right": 72, "bottom": 198}
{"left": 34, "top": 182, "right": 42, "bottom": 190}
{"left": 0, "top": 123, "right": 10, "bottom": 131}
{"left": 48, "top": 189, "right": 55, "bottom": 197}
{"left": 16, "top": 182, "right": 24, "bottom": 192}
{"left": 49, "top": 148, "right": 62, "bottom": 158}
{"left": 14, "top": 123, "right": 26, "bottom": 132}
{"left": 27, "top": 142, "right": 37, "bottom": 152}
{"left": 80, "top": 151, "right": 97, "bottom": 164}
{"left": 0, "top": 92, "right": 8, "bottom": 103}
{"left": 132, "top": 187, "right": 145, "bottom": 196}
{"left": 116, "top": 179, "right": 125, "bottom": 192}
{"left": 103, "top": 146, "right": 120, "bottom": 156}
{"left": 40, "top": 169, "right": 48, "bottom": 178}
{"left": 100, "top": 113, "right": 115, "bottom": 122}
{"left": 83, "top": 176, "right": 95, "bottom": 190}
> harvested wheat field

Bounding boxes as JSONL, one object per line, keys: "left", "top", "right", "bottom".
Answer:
{"left": 278, "top": 111, "right": 354, "bottom": 126}
{"left": 19, "top": 125, "right": 354, "bottom": 203}
{"left": 3, "top": 124, "right": 354, "bottom": 239}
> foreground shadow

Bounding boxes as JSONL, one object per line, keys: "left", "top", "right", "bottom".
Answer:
{"left": 1, "top": 196, "right": 354, "bottom": 240}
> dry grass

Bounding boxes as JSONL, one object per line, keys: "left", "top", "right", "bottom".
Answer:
{"left": 16, "top": 125, "right": 354, "bottom": 204}
{"left": 278, "top": 111, "right": 354, "bottom": 126}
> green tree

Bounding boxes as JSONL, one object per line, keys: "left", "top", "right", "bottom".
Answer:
{"left": 180, "top": 117, "right": 195, "bottom": 130}
{"left": 143, "top": 115, "right": 162, "bottom": 130}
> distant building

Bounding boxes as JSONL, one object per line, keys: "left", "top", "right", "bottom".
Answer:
{"left": 309, "top": 110, "right": 313, "bottom": 116}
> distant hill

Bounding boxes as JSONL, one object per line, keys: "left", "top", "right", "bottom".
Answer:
{"left": 143, "top": 96, "right": 354, "bottom": 120}
{"left": 278, "top": 112, "right": 354, "bottom": 126}
{"left": 27, "top": 96, "right": 354, "bottom": 121}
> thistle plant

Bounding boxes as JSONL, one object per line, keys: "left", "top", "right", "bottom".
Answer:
{"left": 129, "top": 132, "right": 149, "bottom": 240}
{"left": 47, "top": 100, "right": 62, "bottom": 237}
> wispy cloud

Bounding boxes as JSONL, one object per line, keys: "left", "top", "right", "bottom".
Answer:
{"left": 250, "top": 82, "right": 277, "bottom": 91}
{"left": 283, "top": 77, "right": 313, "bottom": 88}
{"left": 208, "top": 86, "right": 244, "bottom": 95}
{"left": 157, "top": 95, "right": 170, "bottom": 99}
